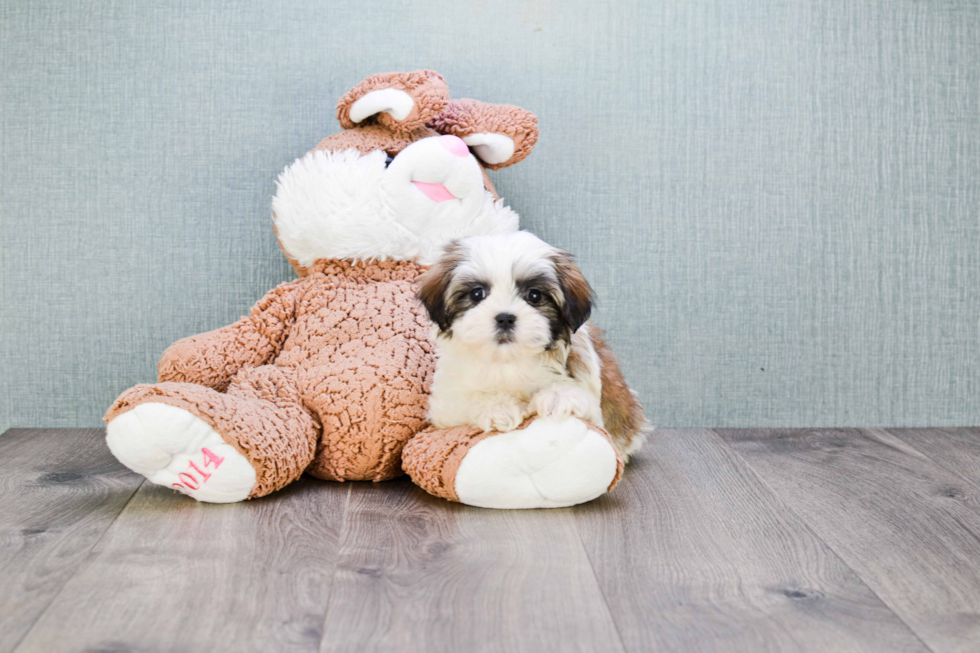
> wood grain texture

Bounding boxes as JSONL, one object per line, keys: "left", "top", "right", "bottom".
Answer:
{"left": 575, "top": 429, "right": 929, "bottom": 653}
{"left": 0, "top": 429, "right": 143, "bottom": 653}
{"left": 886, "top": 428, "right": 980, "bottom": 494}
{"left": 10, "top": 428, "right": 980, "bottom": 652}
{"left": 318, "top": 477, "right": 625, "bottom": 653}
{"left": 13, "top": 476, "right": 350, "bottom": 653}
{"left": 722, "top": 428, "right": 980, "bottom": 653}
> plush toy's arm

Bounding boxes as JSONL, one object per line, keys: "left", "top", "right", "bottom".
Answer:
{"left": 157, "top": 279, "right": 304, "bottom": 391}
{"left": 428, "top": 99, "right": 539, "bottom": 170}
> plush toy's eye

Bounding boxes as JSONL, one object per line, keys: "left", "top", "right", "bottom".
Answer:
{"left": 469, "top": 287, "right": 487, "bottom": 303}
{"left": 526, "top": 289, "right": 543, "bottom": 306}
{"left": 384, "top": 155, "right": 394, "bottom": 168}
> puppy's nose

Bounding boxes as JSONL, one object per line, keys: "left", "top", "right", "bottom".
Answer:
{"left": 439, "top": 134, "right": 470, "bottom": 157}
{"left": 495, "top": 313, "right": 517, "bottom": 330}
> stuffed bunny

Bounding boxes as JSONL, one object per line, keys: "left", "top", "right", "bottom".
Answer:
{"left": 105, "top": 70, "right": 627, "bottom": 508}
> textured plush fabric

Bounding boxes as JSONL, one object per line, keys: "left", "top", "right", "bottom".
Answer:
{"left": 3, "top": 1, "right": 980, "bottom": 430}
{"left": 321, "top": 71, "right": 537, "bottom": 168}
{"left": 337, "top": 70, "right": 449, "bottom": 133}
{"left": 429, "top": 99, "right": 539, "bottom": 169}
{"left": 107, "top": 260, "right": 436, "bottom": 493}
{"left": 105, "top": 368, "right": 319, "bottom": 498}
{"left": 403, "top": 419, "right": 624, "bottom": 502}
{"left": 402, "top": 425, "right": 495, "bottom": 501}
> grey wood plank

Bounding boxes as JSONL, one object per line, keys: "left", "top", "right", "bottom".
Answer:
{"left": 575, "top": 429, "right": 929, "bottom": 653}
{"left": 318, "top": 477, "right": 626, "bottom": 653}
{"left": 13, "top": 476, "right": 350, "bottom": 653}
{"left": 721, "top": 428, "right": 980, "bottom": 653}
{"left": 886, "top": 428, "right": 980, "bottom": 494}
{"left": 0, "top": 428, "right": 143, "bottom": 653}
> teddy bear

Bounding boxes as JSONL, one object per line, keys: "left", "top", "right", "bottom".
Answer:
{"left": 105, "top": 70, "right": 627, "bottom": 509}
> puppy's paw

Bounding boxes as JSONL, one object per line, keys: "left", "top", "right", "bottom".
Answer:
{"left": 476, "top": 399, "right": 529, "bottom": 433}
{"left": 529, "top": 386, "right": 597, "bottom": 422}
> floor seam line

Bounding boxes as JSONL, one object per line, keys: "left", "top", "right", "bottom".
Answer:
{"left": 571, "top": 512, "right": 630, "bottom": 653}
{"left": 316, "top": 482, "right": 353, "bottom": 653}
{"left": 884, "top": 428, "right": 980, "bottom": 496}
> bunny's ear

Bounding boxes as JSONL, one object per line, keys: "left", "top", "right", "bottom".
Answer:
{"left": 428, "top": 99, "right": 539, "bottom": 169}
{"left": 336, "top": 70, "right": 450, "bottom": 134}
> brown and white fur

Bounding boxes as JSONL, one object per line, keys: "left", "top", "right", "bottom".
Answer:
{"left": 416, "top": 231, "right": 649, "bottom": 460}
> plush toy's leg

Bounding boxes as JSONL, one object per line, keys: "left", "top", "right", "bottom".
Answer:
{"left": 402, "top": 417, "right": 624, "bottom": 509}
{"left": 105, "top": 366, "right": 319, "bottom": 502}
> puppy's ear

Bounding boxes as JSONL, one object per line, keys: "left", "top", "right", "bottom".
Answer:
{"left": 552, "top": 250, "right": 594, "bottom": 333}
{"left": 416, "top": 241, "right": 465, "bottom": 332}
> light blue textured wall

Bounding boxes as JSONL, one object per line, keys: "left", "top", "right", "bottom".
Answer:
{"left": 2, "top": 0, "right": 978, "bottom": 430}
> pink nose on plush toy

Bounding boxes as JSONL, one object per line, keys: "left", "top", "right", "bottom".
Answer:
{"left": 440, "top": 134, "right": 470, "bottom": 157}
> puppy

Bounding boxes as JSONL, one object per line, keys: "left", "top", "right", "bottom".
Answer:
{"left": 415, "top": 231, "right": 649, "bottom": 460}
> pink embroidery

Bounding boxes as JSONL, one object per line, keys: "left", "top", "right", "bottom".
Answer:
{"left": 202, "top": 448, "right": 225, "bottom": 469}
{"left": 170, "top": 448, "right": 227, "bottom": 495}
{"left": 188, "top": 460, "right": 211, "bottom": 482}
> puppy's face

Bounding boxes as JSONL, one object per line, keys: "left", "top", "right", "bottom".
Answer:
{"left": 416, "top": 233, "right": 594, "bottom": 360}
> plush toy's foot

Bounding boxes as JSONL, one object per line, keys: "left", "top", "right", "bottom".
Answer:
{"left": 107, "top": 403, "right": 257, "bottom": 503}
{"left": 403, "top": 417, "right": 623, "bottom": 509}
{"left": 105, "top": 368, "right": 320, "bottom": 501}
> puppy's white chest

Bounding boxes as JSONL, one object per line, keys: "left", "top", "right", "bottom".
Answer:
{"left": 436, "top": 354, "right": 556, "bottom": 398}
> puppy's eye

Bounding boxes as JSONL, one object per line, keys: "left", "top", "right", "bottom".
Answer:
{"left": 384, "top": 155, "right": 394, "bottom": 168}
{"left": 469, "top": 287, "right": 487, "bottom": 303}
{"left": 526, "top": 289, "right": 543, "bottom": 306}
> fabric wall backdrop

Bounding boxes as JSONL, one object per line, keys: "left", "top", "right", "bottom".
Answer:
{"left": 2, "top": 0, "right": 978, "bottom": 430}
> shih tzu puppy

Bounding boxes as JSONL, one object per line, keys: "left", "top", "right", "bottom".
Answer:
{"left": 415, "top": 231, "right": 648, "bottom": 460}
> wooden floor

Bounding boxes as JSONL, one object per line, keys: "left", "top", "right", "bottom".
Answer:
{"left": 2, "top": 428, "right": 980, "bottom": 653}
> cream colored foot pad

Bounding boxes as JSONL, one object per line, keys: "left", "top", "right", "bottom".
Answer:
{"left": 106, "top": 403, "right": 256, "bottom": 503}
{"left": 454, "top": 417, "right": 619, "bottom": 509}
